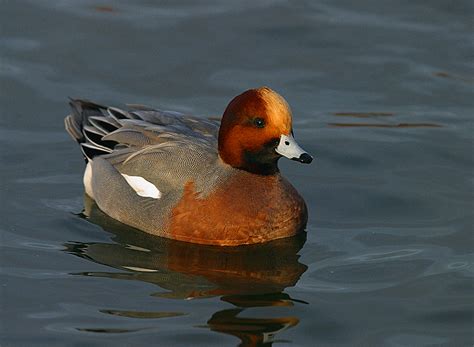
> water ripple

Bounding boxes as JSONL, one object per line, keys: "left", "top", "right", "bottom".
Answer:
{"left": 347, "top": 249, "right": 423, "bottom": 262}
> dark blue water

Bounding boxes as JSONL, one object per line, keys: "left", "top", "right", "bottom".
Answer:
{"left": 1, "top": 1, "right": 473, "bottom": 346}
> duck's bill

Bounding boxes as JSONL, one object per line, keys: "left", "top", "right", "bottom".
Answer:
{"left": 275, "top": 134, "right": 313, "bottom": 164}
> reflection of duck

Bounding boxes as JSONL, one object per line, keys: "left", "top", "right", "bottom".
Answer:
{"left": 65, "top": 196, "right": 308, "bottom": 345}
{"left": 65, "top": 87, "right": 312, "bottom": 246}
{"left": 207, "top": 307, "right": 299, "bottom": 346}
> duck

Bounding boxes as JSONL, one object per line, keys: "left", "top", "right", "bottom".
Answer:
{"left": 65, "top": 87, "right": 313, "bottom": 246}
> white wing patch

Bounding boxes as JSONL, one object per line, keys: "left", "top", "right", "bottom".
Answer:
{"left": 121, "top": 173, "right": 161, "bottom": 199}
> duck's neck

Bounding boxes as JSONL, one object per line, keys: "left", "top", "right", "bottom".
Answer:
{"left": 241, "top": 153, "right": 280, "bottom": 175}
{"left": 218, "top": 155, "right": 280, "bottom": 176}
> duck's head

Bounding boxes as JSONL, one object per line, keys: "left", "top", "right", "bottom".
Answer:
{"left": 218, "top": 87, "right": 313, "bottom": 175}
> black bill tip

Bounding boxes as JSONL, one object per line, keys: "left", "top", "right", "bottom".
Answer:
{"left": 292, "top": 152, "right": 313, "bottom": 164}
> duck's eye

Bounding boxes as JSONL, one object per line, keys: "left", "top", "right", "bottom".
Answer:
{"left": 253, "top": 117, "right": 265, "bottom": 128}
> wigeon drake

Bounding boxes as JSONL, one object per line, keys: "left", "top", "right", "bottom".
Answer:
{"left": 65, "top": 87, "right": 313, "bottom": 246}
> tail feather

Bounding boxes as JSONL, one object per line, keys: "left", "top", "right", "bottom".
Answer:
{"left": 65, "top": 99, "right": 122, "bottom": 161}
{"left": 64, "top": 114, "right": 83, "bottom": 142}
{"left": 80, "top": 143, "right": 111, "bottom": 161}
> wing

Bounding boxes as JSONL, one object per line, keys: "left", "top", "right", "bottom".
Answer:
{"left": 65, "top": 100, "right": 228, "bottom": 210}
{"left": 65, "top": 99, "right": 220, "bottom": 161}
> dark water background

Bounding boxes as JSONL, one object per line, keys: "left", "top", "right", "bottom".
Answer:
{"left": 1, "top": 1, "right": 473, "bottom": 346}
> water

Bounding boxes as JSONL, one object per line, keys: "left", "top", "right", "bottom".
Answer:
{"left": 1, "top": 1, "right": 473, "bottom": 346}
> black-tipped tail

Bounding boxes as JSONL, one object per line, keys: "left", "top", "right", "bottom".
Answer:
{"left": 65, "top": 99, "right": 123, "bottom": 161}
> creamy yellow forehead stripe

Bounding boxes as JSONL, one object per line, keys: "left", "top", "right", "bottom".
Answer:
{"left": 257, "top": 87, "right": 292, "bottom": 133}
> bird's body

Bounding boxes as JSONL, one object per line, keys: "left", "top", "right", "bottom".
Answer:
{"left": 65, "top": 87, "right": 312, "bottom": 246}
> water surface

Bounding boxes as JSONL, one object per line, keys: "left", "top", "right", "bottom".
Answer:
{"left": 1, "top": 1, "right": 473, "bottom": 346}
